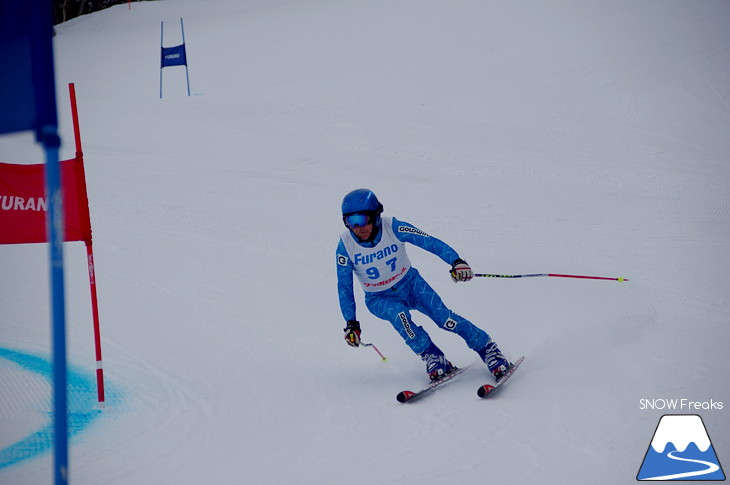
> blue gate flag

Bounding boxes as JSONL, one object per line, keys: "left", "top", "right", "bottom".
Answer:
{"left": 0, "top": 0, "right": 58, "bottom": 140}
{"left": 161, "top": 44, "right": 187, "bottom": 68}
{"left": 160, "top": 18, "right": 191, "bottom": 98}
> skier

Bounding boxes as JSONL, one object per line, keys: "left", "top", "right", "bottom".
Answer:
{"left": 336, "top": 188, "right": 512, "bottom": 382}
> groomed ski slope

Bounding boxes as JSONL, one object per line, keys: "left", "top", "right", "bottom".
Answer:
{"left": 1, "top": 0, "right": 729, "bottom": 484}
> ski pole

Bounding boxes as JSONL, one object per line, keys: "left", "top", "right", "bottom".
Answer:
{"left": 361, "top": 342, "right": 388, "bottom": 362}
{"left": 474, "top": 273, "right": 628, "bottom": 282}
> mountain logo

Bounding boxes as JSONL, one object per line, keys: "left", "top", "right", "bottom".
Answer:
{"left": 637, "top": 414, "right": 725, "bottom": 481}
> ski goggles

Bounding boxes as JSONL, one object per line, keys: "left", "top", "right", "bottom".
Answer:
{"left": 344, "top": 212, "right": 373, "bottom": 229}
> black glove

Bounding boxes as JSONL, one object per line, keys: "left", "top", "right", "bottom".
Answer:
{"left": 450, "top": 258, "right": 473, "bottom": 282}
{"left": 343, "top": 320, "right": 361, "bottom": 347}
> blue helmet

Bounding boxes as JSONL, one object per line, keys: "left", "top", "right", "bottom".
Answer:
{"left": 341, "top": 188, "right": 383, "bottom": 216}
{"left": 341, "top": 189, "right": 384, "bottom": 237}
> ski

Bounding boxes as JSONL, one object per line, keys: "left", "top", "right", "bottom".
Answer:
{"left": 477, "top": 356, "right": 525, "bottom": 398}
{"left": 396, "top": 365, "right": 471, "bottom": 403}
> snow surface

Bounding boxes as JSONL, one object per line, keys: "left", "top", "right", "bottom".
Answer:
{"left": 1, "top": 0, "right": 729, "bottom": 483}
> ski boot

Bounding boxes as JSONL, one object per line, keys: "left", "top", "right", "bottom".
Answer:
{"left": 420, "top": 342, "right": 454, "bottom": 381}
{"left": 478, "top": 339, "right": 511, "bottom": 381}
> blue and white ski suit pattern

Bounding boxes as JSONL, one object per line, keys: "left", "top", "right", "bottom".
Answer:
{"left": 336, "top": 217, "right": 490, "bottom": 355}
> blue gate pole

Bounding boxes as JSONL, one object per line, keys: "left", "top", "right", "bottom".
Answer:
{"left": 42, "top": 124, "right": 68, "bottom": 485}
{"left": 180, "top": 18, "right": 191, "bottom": 96}
{"left": 159, "top": 21, "right": 164, "bottom": 99}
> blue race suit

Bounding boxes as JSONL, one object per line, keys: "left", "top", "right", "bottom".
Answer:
{"left": 336, "top": 217, "right": 490, "bottom": 355}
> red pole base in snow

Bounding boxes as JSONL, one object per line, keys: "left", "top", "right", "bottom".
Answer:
{"left": 95, "top": 366, "right": 105, "bottom": 405}
{"left": 86, "top": 242, "right": 105, "bottom": 404}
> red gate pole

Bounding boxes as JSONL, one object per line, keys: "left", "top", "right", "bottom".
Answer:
{"left": 85, "top": 242, "right": 105, "bottom": 404}
{"left": 69, "top": 83, "right": 105, "bottom": 404}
